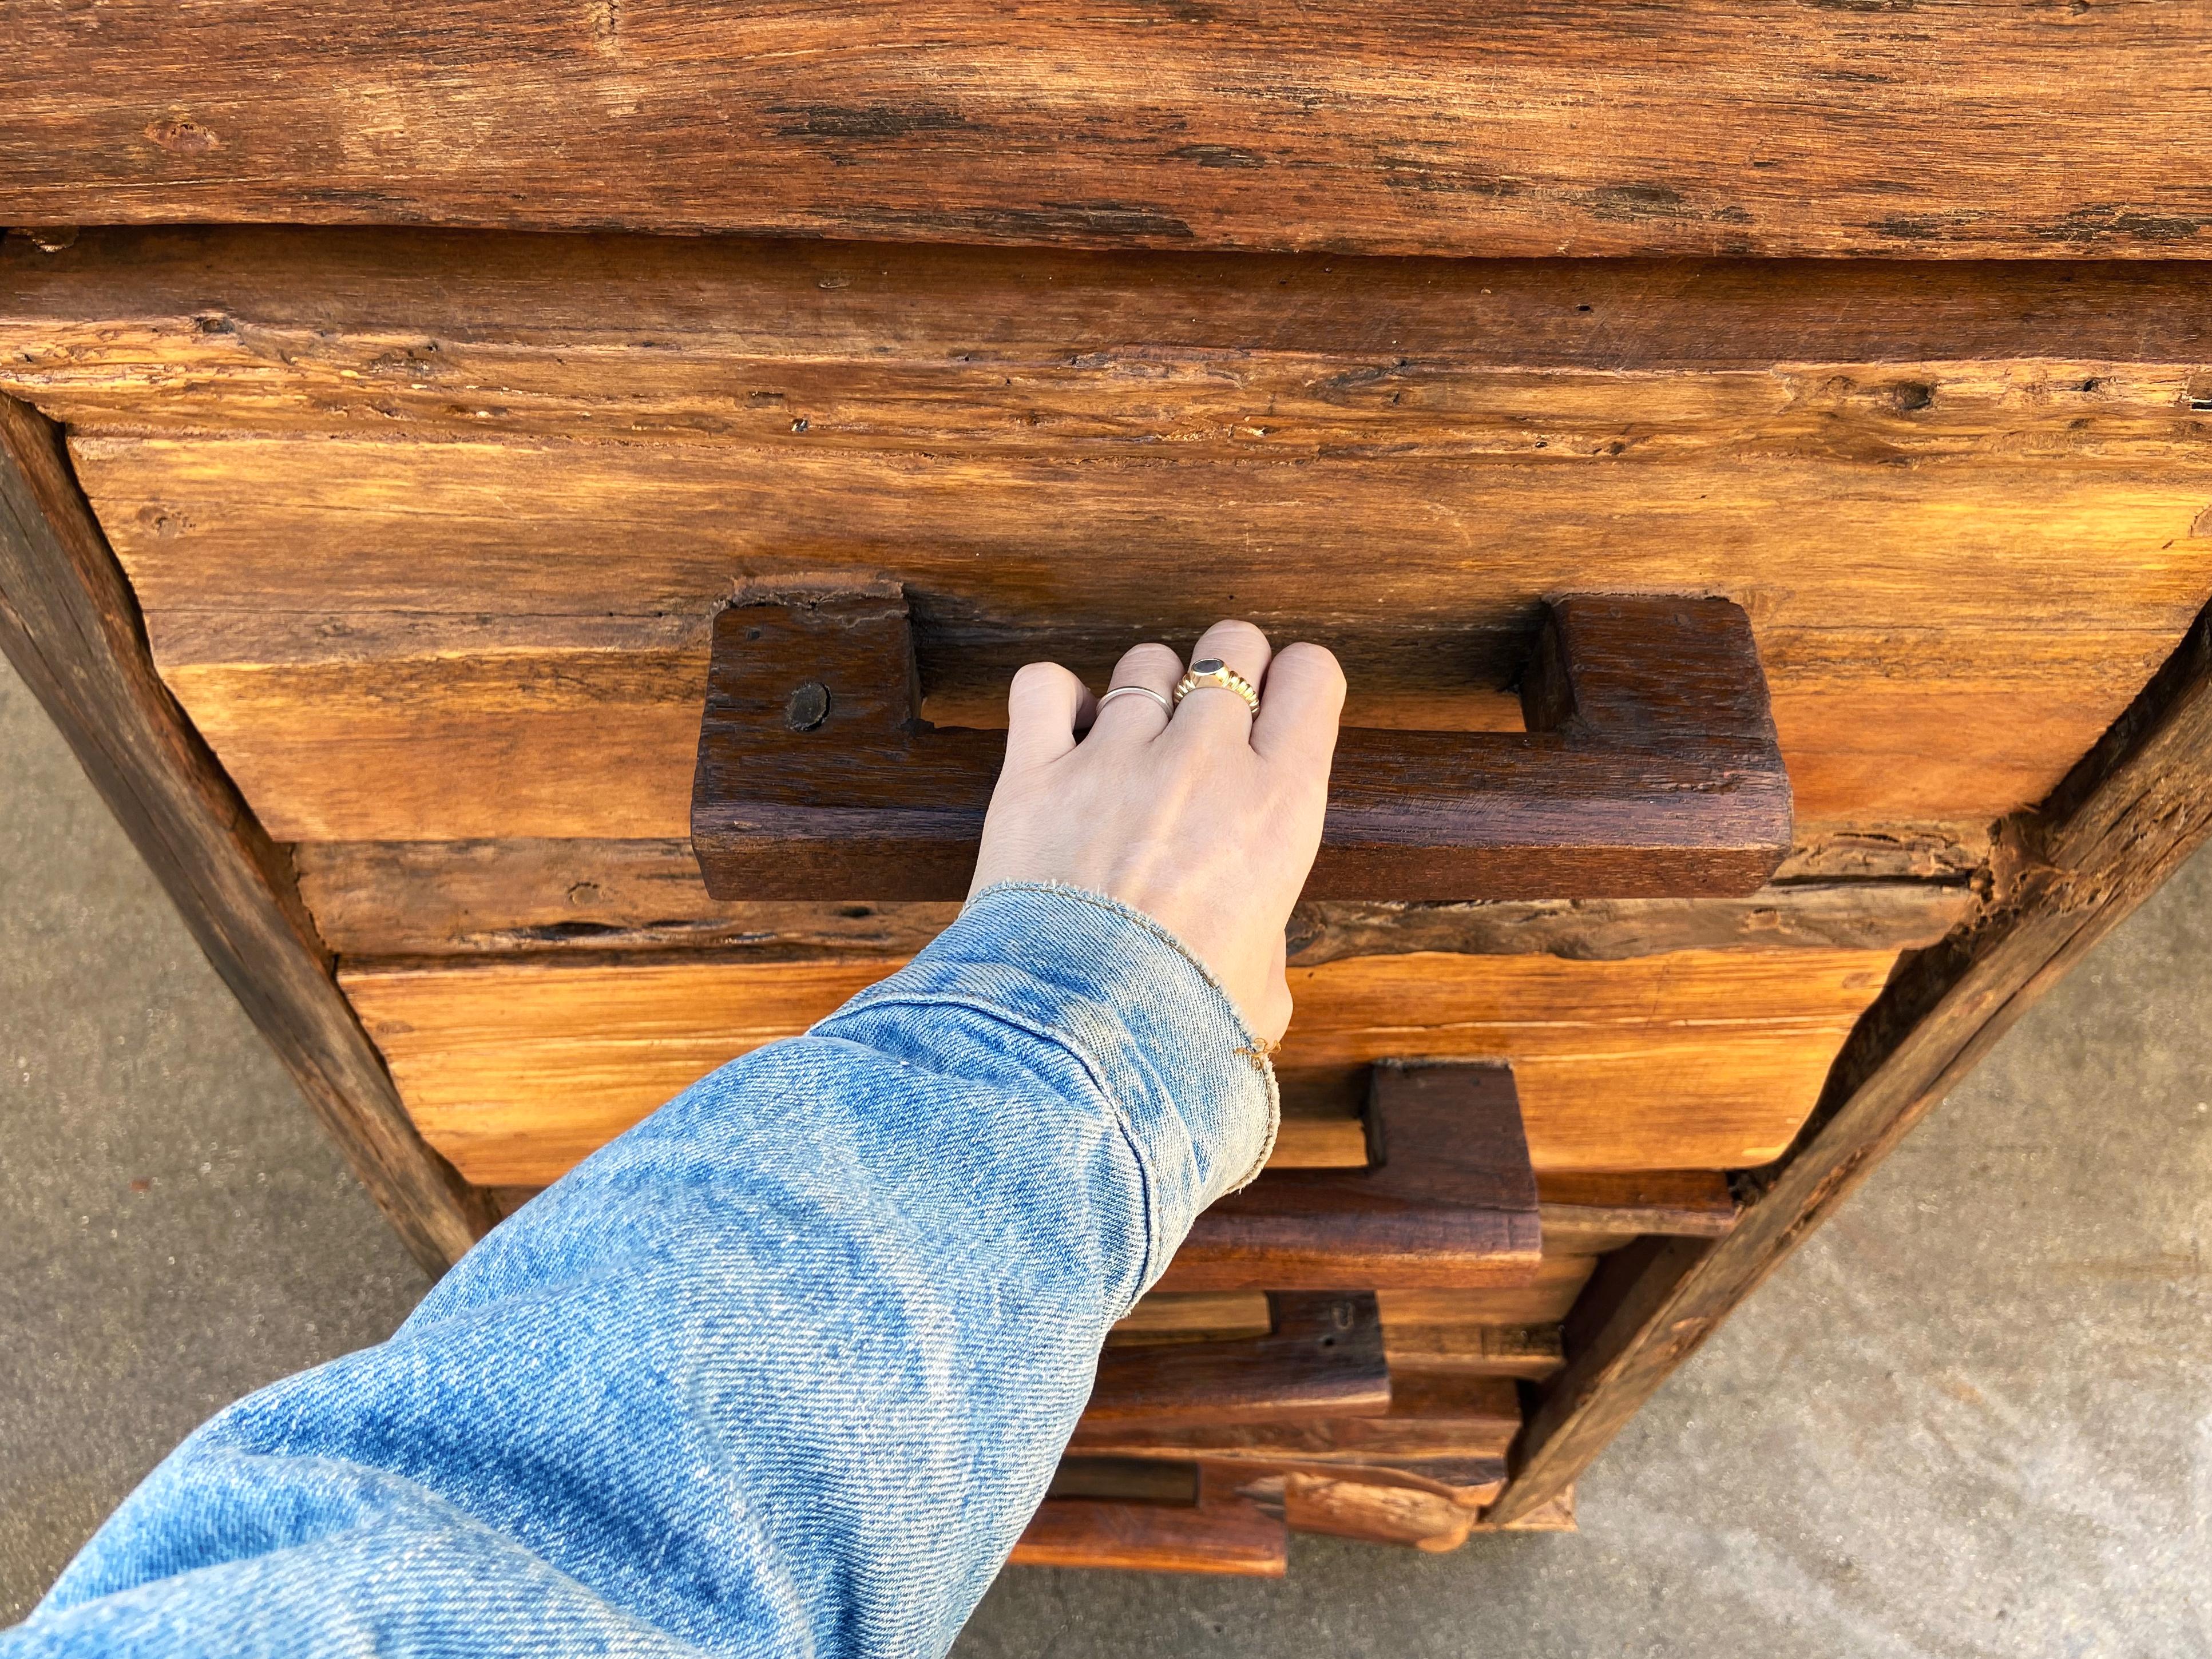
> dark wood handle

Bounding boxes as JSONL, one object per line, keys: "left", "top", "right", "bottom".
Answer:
{"left": 1087, "top": 1292, "right": 1390, "bottom": 1427}
{"left": 1155, "top": 1062, "right": 1540, "bottom": 1293}
{"left": 1012, "top": 1462, "right": 1287, "bottom": 1575}
{"left": 689, "top": 584, "right": 1792, "bottom": 901}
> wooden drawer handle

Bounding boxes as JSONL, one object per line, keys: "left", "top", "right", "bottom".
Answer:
{"left": 1012, "top": 1462, "right": 1287, "bottom": 1575}
{"left": 1155, "top": 1062, "right": 1540, "bottom": 1293}
{"left": 1086, "top": 1291, "right": 1389, "bottom": 1427}
{"left": 688, "top": 584, "right": 1791, "bottom": 902}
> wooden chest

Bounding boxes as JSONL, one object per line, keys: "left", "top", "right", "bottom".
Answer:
{"left": 6, "top": 1, "right": 2211, "bottom": 1569}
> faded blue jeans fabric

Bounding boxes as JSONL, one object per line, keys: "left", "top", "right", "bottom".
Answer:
{"left": 6, "top": 882, "right": 1278, "bottom": 1657}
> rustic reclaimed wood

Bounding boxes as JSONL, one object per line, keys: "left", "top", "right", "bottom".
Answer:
{"left": 291, "top": 840, "right": 1970, "bottom": 962}
{"left": 1071, "top": 1370, "right": 1519, "bottom": 1472}
{"left": 1085, "top": 1293, "right": 1389, "bottom": 1427}
{"left": 4, "top": 233, "right": 2206, "bottom": 862}
{"left": 342, "top": 946, "right": 1898, "bottom": 1181}
{"left": 1488, "top": 596, "right": 2212, "bottom": 1523}
{"left": 1154, "top": 1065, "right": 1541, "bottom": 1292}
{"left": 0, "top": 394, "right": 494, "bottom": 1275}
{"left": 5, "top": 9, "right": 2210, "bottom": 259}
{"left": 692, "top": 588, "right": 1790, "bottom": 900}
{"left": 1013, "top": 1463, "right": 1286, "bottom": 1576}
{"left": 1534, "top": 1172, "right": 1738, "bottom": 1243}
{"left": 1384, "top": 1324, "right": 1564, "bottom": 1383}
{"left": 1279, "top": 1473, "right": 1483, "bottom": 1554}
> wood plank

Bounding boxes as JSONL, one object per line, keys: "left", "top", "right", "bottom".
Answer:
{"left": 7, "top": 235, "right": 2202, "bottom": 848}
{"left": 1110, "top": 1292, "right": 1273, "bottom": 1347}
{"left": 1012, "top": 1465, "right": 1286, "bottom": 1577}
{"left": 0, "top": 394, "right": 494, "bottom": 1275}
{"left": 71, "top": 436, "right": 2212, "bottom": 636}
{"left": 1070, "top": 1370, "right": 1521, "bottom": 1464}
{"left": 1377, "top": 1265, "right": 1600, "bottom": 1329}
{"left": 2, "top": 7, "right": 2209, "bottom": 259}
{"left": 1113, "top": 1253, "right": 1600, "bottom": 1340}
{"left": 291, "top": 838, "right": 1972, "bottom": 962}
{"left": 8, "top": 230, "right": 2211, "bottom": 453}
{"left": 61, "top": 430, "right": 2198, "bottom": 836}
{"left": 1383, "top": 1324, "right": 1564, "bottom": 1383}
{"left": 1156, "top": 1065, "right": 1541, "bottom": 1292}
{"left": 1536, "top": 1170, "right": 1738, "bottom": 1241}
{"left": 340, "top": 946, "right": 1900, "bottom": 1182}
{"left": 1086, "top": 1293, "right": 1389, "bottom": 1427}
{"left": 1488, "top": 595, "right": 2212, "bottom": 1523}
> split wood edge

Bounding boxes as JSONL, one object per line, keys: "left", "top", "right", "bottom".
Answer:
{"left": 0, "top": 393, "right": 494, "bottom": 1275}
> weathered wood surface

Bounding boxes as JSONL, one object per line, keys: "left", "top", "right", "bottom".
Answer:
{"left": 1155, "top": 1065, "right": 1541, "bottom": 1292}
{"left": 1278, "top": 1473, "right": 1483, "bottom": 1554}
{"left": 4, "top": 8, "right": 2210, "bottom": 259}
{"left": 1116, "top": 1300, "right": 1567, "bottom": 1382}
{"left": 1383, "top": 1324, "right": 1564, "bottom": 1383}
{"left": 692, "top": 586, "right": 1790, "bottom": 901}
{"left": 1071, "top": 1370, "right": 1519, "bottom": 1467}
{"left": 294, "top": 838, "right": 1971, "bottom": 961}
{"left": 1123, "top": 1256, "right": 1608, "bottom": 1351}
{"left": 0, "top": 395, "right": 495, "bottom": 1276}
{"left": 1013, "top": 1464, "right": 1286, "bottom": 1576}
{"left": 1488, "top": 595, "right": 2212, "bottom": 1523}
{"left": 1085, "top": 1294, "right": 1389, "bottom": 1426}
{"left": 341, "top": 946, "right": 1899, "bottom": 1182}
{"left": 3, "top": 232, "right": 2205, "bottom": 859}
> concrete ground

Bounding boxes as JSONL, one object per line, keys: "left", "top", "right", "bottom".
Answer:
{"left": 4, "top": 645, "right": 2208, "bottom": 1655}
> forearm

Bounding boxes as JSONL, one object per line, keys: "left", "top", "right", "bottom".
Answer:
{"left": 11, "top": 884, "right": 1275, "bottom": 1657}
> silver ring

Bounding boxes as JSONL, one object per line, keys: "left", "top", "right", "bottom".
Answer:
{"left": 1097, "top": 684, "right": 1172, "bottom": 719}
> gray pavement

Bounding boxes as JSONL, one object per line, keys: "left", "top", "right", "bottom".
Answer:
{"left": 3, "top": 646, "right": 2207, "bottom": 1653}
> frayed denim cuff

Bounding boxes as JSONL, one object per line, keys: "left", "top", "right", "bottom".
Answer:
{"left": 818, "top": 882, "right": 1279, "bottom": 1292}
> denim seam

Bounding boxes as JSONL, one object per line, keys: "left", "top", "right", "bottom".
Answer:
{"left": 961, "top": 880, "right": 1281, "bottom": 1189}
{"left": 812, "top": 994, "right": 1163, "bottom": 1317}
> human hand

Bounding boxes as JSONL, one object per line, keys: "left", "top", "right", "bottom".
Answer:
{"left": 969, "top": 621, "right": 1346, "bottom": 1042}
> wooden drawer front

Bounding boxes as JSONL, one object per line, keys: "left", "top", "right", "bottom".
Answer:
{"left": 6, "top": 234, "right": 2207, "bottom": 858}
{"left": 342, "top": 946, "right": 1898, "bottom": 1185}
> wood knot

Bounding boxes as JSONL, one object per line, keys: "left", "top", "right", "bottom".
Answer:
{"left": 145, "top": 117, "right": 223, "bottom": 155}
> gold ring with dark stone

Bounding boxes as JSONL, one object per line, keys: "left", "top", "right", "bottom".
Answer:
{"left": 1172, "top": 658, "right": 1260, "bottom": 715}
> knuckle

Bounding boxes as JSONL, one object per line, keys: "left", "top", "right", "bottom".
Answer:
{"left": 1281, "top": 641, "right": 1347, "bottom": 689}
{"left": 1119, "top": 641, "right": 1180, "bottom": 669}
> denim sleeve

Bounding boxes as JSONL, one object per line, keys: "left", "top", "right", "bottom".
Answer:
{"left": 7, "top": 883, "right": 1278, "bottom": 1657}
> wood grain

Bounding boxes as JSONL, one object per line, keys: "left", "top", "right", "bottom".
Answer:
{"left": 291, "top": 838, "right": 1971, "bottom": 962}
{"left": 340, "top": 946, "right": 1900, "bottom": 1182}
{"left": 6, "top": 232, "right": 2203, "bottom": 852}
{"left": 1279, "top": 1474, "right": 1482, "bottom": 1554}
{"left": 1488, "top": 595, "right": 2212, "bottom": 1523}
{"left": 1383, "top": 1324, "right": 1564, "bottom": 1383}
{"left": 1070, "top": 1370, "right": 1520, "bottom": 1466}
{"left": 1086, "top": 1293, "right": 1389, "bottom": 1426}
{"left": 69, "top": 426, "right": 2201, "bottom": 838}
{"left": 3, "top": 7, "right": 2209, "bottom": 258}
{"left": 12, "top": 233, "right": 2212, "bottom": 437}
{"left": 1154, "top": 1065, "right": 1541, "bottom": 1292}
{"left": 689, "top": 586, "right": 1791, "bottom": 902}
{"left": 1013, "top": 1464, "right": 1286, "bottom": 1577}
{"left": 0, "top": 395, "right": 494, "bottom": 1275}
